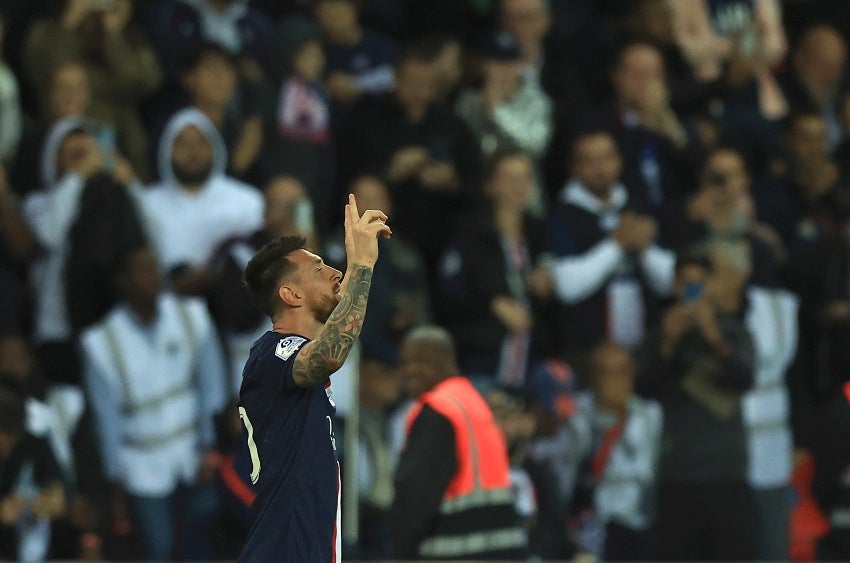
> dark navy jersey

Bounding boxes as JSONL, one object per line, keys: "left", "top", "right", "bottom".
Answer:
{"left": 237, "top": 331, "right": 341, "bottom": 562}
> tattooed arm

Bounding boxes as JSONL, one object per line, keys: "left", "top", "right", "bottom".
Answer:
{"left": 292, "top": 194, "right": 391, "bottom": 387}
{"left": 292, "top": 265, "right": 374, "bottom": 387}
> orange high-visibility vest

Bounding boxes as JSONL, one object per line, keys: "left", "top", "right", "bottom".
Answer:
{"left": 405, "top": 376, "right": 526, "bottom": 559}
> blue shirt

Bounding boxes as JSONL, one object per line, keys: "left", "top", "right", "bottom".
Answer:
{"left": 237, "top": 331, "right": 339, "bottom": 562}
{"left": 325, "top": 31, "right": 396, "bottom": 94}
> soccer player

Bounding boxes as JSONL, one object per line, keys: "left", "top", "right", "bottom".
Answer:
{"left": 237, "top": 194, "right": 390, "bottom": 561}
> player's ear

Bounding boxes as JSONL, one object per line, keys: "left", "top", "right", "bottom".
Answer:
{"left": 279, "top": 284, "right": 301, "bottom": 307}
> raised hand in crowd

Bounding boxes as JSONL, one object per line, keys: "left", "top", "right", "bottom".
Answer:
{"left": 613, "top": 212, "right": 658, "bottom": 252}
{"left": 660, "top": 303, "right": 693, "bottom": 358}
{"left": 418, "top": 161, "right": 459, "bottom": 191}
{"left": 491, "top": 295, "right": 532, "bottom": 334}
{"left": 101, "top": 0, "right": 133, "bottom": 37}
{"left": 386, "top": 146, "right": 430, "bottom": 183}
{"left": 636, "top": 78, "right": 688, "bottom": 147}
{"left": 526, "top": 263, "right": 554, "bottom": 299}
{"left": 327, "top": 72, "right": 361, "bottom": 104}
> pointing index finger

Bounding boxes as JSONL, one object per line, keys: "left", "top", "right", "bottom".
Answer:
{"left": 348, "top": 193, "right": 360, "bottom": 221}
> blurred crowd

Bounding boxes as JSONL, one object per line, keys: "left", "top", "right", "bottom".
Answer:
{"left": 2, "top": 0, "right": 850, "bottom": 560}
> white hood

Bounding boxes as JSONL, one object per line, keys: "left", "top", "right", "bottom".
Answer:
{"left": 156, "top": 107, "right": 228, "bottom": 189}
{"left": 40, "top": 116, "right": 93, "bottom": 187}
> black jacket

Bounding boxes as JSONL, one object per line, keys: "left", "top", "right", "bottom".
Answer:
{"left": 435, "top": 208, "right": 553, "bottom": 377}
{"left": 337, "top": 95, "right": 481, "bottom": 268}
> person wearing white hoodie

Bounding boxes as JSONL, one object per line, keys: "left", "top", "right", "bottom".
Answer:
{"left": 22, "top": 116, "right": 139, "bottom": 383}
{"left": 132, "top": 108, "right": 264, "bottom": 299}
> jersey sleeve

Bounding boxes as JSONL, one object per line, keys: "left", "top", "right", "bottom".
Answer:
{"left": 269, "top": 335, "right": 309, "bottom": 390}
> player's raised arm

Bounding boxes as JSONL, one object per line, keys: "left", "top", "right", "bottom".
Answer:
{"left": 291, "top": 194, "right": 391, "bottom": 387}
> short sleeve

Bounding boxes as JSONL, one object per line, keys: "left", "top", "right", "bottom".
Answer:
{"left": 271, "top": 335, "right": 309, "bottom": 390}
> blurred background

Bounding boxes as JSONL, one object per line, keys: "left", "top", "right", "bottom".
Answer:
{"left": 1, "top": 0, "right": 850, "bottom": 560}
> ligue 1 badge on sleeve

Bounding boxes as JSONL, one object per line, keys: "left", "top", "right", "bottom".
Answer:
{"left": 275, "top": 336, "right": 307, "bottom": 361}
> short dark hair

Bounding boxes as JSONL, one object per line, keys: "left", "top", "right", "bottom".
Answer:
{"left": 568, "top": 121, "right": 616, "bottom": 163}
{"left": 243, "top": 235, "right": 307, "bottom": 318}
{"left": 395, "top": 37, "right": 443, "bottom": 69}
{"left": 483, "top": 148, "right": 531, "bottom": 183}
{"left": 185, "top": 42, "right": 238, "bottom": 73}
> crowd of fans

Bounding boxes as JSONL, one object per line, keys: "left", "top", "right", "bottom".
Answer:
{"left": 1, "top": 0, "right": 850, "bottom": 560}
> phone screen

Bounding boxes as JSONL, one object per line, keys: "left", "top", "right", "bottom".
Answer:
{"left": 682, "top": 282, "right": 703, "bottom": 303}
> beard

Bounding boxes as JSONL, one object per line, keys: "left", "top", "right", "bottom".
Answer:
{"left": 312, "top": 292, "right": 340, "bottom": 324}
{"left": 172, "top": 160, "right": 213, "bottom": 186}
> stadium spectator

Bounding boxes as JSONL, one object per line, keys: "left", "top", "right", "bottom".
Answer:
{"left": 810, "top": 381, "right": 850, "bottom": 559}
{"left": 132, "top": 108, "right": 263, "bottom": 296}
{"left": 263, "top": 34, "right": 332, "bottom": 232}
{"left": 639, "top": 249, "right": 756, "bottom": 561}
{"left": 0, "top": 333, "right": 106, "bottom": 560}
{"left": 435, "top": 150, "right": 550, "bottom": 387}
{"left": 80, "top": 244, "right": 227, "bottom": 561}
{"left": 144, "top": 0, "right": 276, "bottom": 84}
{"left": 391, "top": 326, "right": 527, "bottom": 560}
{"left": 525, "top": 359, "right": 583, "bottom": 559}
{"left": 497, "top": 0, "right": 587, "bottom": 115}
{"left": 783, "top": 25, "right": 848, "bottom": 150}
{"left": 455, "top": 32, "right": 553, "bottom": 171}
{"left": 667, "top": 0, "right": 787, "bottom": 83}
{"left": 355, "top": 355, "right": 402, "bottom": 559}
{"left": 316, "top": 0, "right": 396, "bottom": 112}
{"left": 545, "top": 128, "right": 674, "bottom": 368}
{"left": 181, "top": 44, "right": 263, "bottom": 179}
{"left": 743, "top": 278, "right": 800, "bottom": 561}
{"left": 787, "top": 201, "right": 850, "bottom": 416}
{"left": 608, "top": 42, "right": 703, "bottom": 214}
{"left": 22, "top": 117, "right": 140, "bottom": 380}
{"left": 24, "top": 0, "right": 162, "bottom": 182}
{"left": 0, "top": 11, "right": 21, "bottom": 166}
{"left": 664, "top": 147, "right": 784, "bottom": 283}
{"left": 338, "top": 41, "right": 481, "bottom": 273}
{"left": 570, "top": 342, "right": 661, "bottom": 561}
{"left": 752, "top": 111, "right": 845, "bottom": 250}
{"left": 430, "top": 35, "right": 464, "bottom": 104}
{"left": 0, "top": 387, "right": 66, "bottom": 562}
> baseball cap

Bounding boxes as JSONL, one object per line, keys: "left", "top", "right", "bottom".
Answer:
{"left": 528, "top": 359, "right": 578, "bottom": 420}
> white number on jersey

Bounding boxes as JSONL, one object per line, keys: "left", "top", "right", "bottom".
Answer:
{"left": 239, "top": 406, "right": 261, "bottom": 484}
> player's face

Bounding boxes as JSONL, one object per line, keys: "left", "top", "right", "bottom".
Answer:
{"left": 291, "top": 250, "right": 343, "bottom": 323}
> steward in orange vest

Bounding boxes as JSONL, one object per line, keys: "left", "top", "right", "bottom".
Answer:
{"left": 391, "top": 326, "right": 527, "bottom": 560}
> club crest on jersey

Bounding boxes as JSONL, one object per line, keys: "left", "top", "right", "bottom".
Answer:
{"left": 275, "top": 336, "right": 306, "bottom": 361}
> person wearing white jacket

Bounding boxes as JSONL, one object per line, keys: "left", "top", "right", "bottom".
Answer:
{"left": 744, "top": 285, "right": 799, "bottom": 561}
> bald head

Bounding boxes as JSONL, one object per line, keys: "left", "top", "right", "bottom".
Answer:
{"left": 403, "top": 325, "right": 457, "bottom": 365}
{"left": 795, "top": 25, "right": 847, "bottom": 102}
{"left": 399, "top": 325, "right": 459, "bottom": 397}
